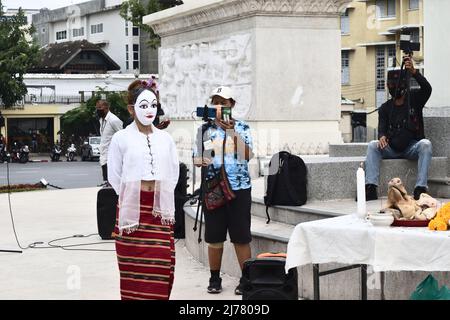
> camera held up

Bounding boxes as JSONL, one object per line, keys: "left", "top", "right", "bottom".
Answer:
{"left": 400, "top": 30, "right": 421, "bottom": 55}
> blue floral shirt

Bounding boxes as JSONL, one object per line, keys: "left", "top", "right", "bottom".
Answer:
{"left": 194, "top": 120, "right": 253, "bottom": 191}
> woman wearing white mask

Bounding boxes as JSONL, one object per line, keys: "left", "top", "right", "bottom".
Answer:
{"left": 108, "top": 80, "right": 179, "bottom": 300}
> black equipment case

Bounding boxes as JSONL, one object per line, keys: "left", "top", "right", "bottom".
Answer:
{"left": 96, "top": 187, "right": 118, "bottom": 240}
{"left": 242, "top": 254, "right": 298, "bottom": 300}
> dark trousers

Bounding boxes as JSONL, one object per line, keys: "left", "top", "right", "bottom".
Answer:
{"left": 102, "top": 164, "right": 108, "bottom": 182}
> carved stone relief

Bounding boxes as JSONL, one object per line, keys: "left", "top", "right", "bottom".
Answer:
{"left": 160, "top": 33, "right": 252, "bottom": 119}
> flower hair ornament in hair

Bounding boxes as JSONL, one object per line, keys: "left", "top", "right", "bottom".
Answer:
{"left": 140, "top": 77, "right": 159, "bottom": 91}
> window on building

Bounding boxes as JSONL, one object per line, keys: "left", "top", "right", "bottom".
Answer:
{"left": 387, "top": 45, "right": 396, "bottom": 68}
{"left": 376, "top": 0, "right": 396, "bottom": 18}
{"left": 409, "top": 0, "right": 419, "bottom": 10}
{"left": 341, "top": 51, "right": 350, "bottom": 85}
{"left": 56, "top": 30, "right": 67, "bottom": 40}
{"left": 341, "top": 10, "right": 350, "bottom": 35}
{"left": 132, "top": 26, "right": 139, "bottom": 36}
{"left": 133, "top": 44, "right": 139, "bottom": 70}
{"left": 387, "top": 0, "right": 396, "bottom": 17}
{"left": 375, "top": 45, "right": 396, "bottom": 108}
{"left": 125, "top": 21, "right": 128, "bottom": 36}
{"left": 73, "top": 27, "right": 84, "bottom": 37}
{"left": 91, "top": 23, "right": 103, "bottom": 34}
{"left": 126, "top": 45, "right": 129, "bottom": 70}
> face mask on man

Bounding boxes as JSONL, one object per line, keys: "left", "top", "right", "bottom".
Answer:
{"left": 96, "top": 109, "right": 105, "bottom": 119}
{"left": 389, "top": 86, "right": 407, "bottom": 99}
{"left": 134, "top": 90, "right": 158, "bottom": 126}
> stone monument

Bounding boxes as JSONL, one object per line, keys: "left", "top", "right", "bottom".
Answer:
{"left": 423, "top": 0, "right": 450, "bottom": 166}
{"left": 144, "top": 0, "right": 351, "bottom": 162}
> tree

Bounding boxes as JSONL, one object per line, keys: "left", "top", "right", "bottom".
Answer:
{"left": 120, "top": 0, "right": 183, "bottom": 49}
{"left": 0, "top": 1, "right": 40, "bottom": 108}
{"left": 60, "top": 88, "right": 129, "bottom": 141}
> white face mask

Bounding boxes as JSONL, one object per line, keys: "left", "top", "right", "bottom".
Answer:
{"left": 134, "top": 90, "right": 158, "bottom": 126}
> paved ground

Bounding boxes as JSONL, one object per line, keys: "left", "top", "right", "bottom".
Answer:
{"left": 0, "top": 187, "right": 240, "bottom": 300}
{"left": 0, "top": 160, "right": 103, "bottom": 189}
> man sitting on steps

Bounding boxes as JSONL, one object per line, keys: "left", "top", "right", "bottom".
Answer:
{"left": 365, "top": 55, "right": 432, "bottom": 201}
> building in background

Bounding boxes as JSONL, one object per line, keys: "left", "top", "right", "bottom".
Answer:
{"left": 340, "top": 0, "right": 424, "bottom": 141}
{"left": 3, "top": 7, "right": 40, "bottom": 27}
{"left": 32, "top": 0, "right": 158, "bottom": 74}
{"left": 29, "top": 40, "right": 120, "bottom": 74}
{"left": 3, "top": 7, "right": 40, "bottom": 41}
{"left": 0, "top": 74, "right": 153, "bottom": 151}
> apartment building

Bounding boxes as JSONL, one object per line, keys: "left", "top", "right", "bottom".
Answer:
{"left": 32, "top": 0, "right": 158, "bottom": 74}
{"left": 341, "top": 0, "right": 424, "bottom": 140}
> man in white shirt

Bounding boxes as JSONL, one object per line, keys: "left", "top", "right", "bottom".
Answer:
{"left": 96, "top": 100, "right": 123, "bottom": 185}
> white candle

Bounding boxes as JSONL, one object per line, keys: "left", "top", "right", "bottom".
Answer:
{"left": 356, "top": 166, "right": 366, "bottom": 218}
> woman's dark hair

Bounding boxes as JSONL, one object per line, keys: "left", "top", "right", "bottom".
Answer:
{"left": 127, "top": 80, "right": 159, "bottom": 105}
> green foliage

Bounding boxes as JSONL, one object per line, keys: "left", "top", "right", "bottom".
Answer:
{"left": 120, "top": 0, "right": 183, "bottom": 49}
{"left": 0, "top": 1, "right": 40, "bottom": 108}
{"left": 60, "top": 88, "right": 129, "bottom": 139}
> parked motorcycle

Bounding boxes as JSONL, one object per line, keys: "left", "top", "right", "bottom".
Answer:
{"left": 66, "top": 144, "right": 77, "bottom": 162}
{"left": 51, "top": 144, "right": 62, "bottom": 162}
{"left": 19, "top": 145, "right": 29, "bottom": 163}
{"left": 0, "top": 143, "right": 11, "bottom": 163}
{"left": 11, "top": 142, "right": 21, "bottom": 163}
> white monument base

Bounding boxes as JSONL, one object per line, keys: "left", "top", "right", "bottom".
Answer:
{"left": 145, "top": 0, "right": 351, "bottom": 155}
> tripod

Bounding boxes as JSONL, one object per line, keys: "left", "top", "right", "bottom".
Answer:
{"left": 193, "top": 106, "right": 215, "bottom": 244}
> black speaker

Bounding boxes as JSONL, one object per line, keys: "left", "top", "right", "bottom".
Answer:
{"left": 97, "top": 186, "right": 118, "bottom": 240}
{"left": 242, "top": 257, "right": 298, "bottom": 300}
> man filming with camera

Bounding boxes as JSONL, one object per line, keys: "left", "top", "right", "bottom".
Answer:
{"left": 365, "top": 55, "right": 432, "bottom": 201}
{"left": 193, "top": 86, "right": 254, "bottom": 295}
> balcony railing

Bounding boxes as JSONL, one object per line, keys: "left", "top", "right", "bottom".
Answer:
{"left": 23, "top": 94, "right": 93, "bottom": 105}
{"left": 1, "top": 91, "right": 125, "bottom": 108}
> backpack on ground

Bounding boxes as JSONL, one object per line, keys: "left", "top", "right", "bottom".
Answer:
{"left": 263, "top": 151, "right": 307, "bottom": 223}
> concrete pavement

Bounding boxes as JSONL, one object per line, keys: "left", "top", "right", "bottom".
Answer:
{"left": 0, "top": 187, "right": 240, "bottom": 300}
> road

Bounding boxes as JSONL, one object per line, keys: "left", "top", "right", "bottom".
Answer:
{"left": 0, "top": 160, "right": 102, "bottom": 189}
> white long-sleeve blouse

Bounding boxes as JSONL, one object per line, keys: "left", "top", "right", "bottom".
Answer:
{"left": 108, "top": 121, "right": 179, "bottom": 234}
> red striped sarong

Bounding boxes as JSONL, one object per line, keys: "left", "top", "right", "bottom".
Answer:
{"left": 114, "top": 190, "right": 175, "bottom": 300}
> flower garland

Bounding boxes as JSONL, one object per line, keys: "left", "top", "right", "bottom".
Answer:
{"left": 428, "top": 202, "right": 450, "bottom": 231}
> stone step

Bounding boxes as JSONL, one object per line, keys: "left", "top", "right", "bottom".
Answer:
{"left": 183, "top": 202, "right": 294, "bottom": 280}
{"left": 262, "top": 156, "right": 448, "bottom": 201}
{"left": 424, "top": 107, "right": 450, "bottom": 158}
{"left": 429, "top": 177, "right": 450, "bottom": 199}
{"left": 252, "top": 195, "right": 450, "bottom": 226}
{"left": 329, "top": 143, "right": 369, "bottom": 157}
{"left": 252, "top": 197, "right": 339, "bottom": 226}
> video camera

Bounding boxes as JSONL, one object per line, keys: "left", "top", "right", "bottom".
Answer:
{"left": 196, "top": 105, "right": 232, "bottom": 122}
{"left": 196, "top": 106, "right": 216, "bottom": 120}
{"left": 400, "top": 30, "right": 420, "bottom": 55}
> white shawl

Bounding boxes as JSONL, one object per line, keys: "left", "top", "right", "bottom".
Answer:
{"left": 108, "top": 122, "right": 179, "bottom": 234}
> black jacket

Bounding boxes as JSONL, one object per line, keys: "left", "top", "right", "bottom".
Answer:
{"left": 378, "top": 71, "right": 432, "bottom": 143}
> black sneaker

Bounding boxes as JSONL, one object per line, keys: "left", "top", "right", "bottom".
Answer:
{"left": 365, "top": 184, "right": 378, "bottom": 201}
{"left": 235, "top": 282, "right": 243, "bottom": 295}
{"left": 414, "top": 186, "right": 428, "bottom": 201}
{"left": 207, "top": 277, "right": 222, "bottom": 294}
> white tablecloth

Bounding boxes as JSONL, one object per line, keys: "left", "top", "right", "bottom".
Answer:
{"left": 286, "top": 215, "right": 450, "bottom": 273}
